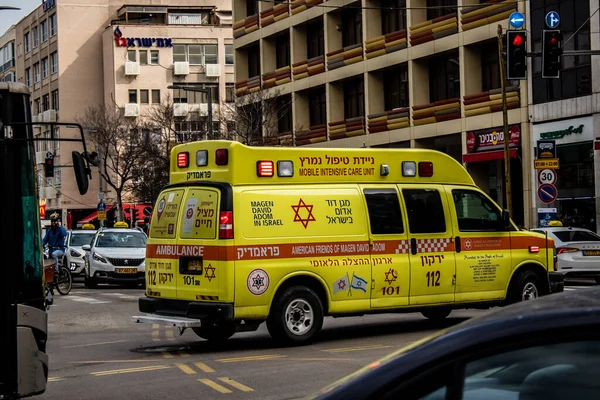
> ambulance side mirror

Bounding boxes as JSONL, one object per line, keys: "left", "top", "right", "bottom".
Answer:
{"left": 501, "top": 209, "right": 511, "bottom": 229}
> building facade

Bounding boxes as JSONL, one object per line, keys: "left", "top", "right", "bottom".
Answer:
{"left": 11, "top": 0, "right": 233, "bottom": 227}
{"left": 233, "top": 0, "right": 532, "bottom": 227}
{"left": 0, "top": 25, "right": 16, "bottom": 82}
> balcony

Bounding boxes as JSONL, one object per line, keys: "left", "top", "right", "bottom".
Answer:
{"left": 235, "top": 76, "right": 261, "bottom": 96}
{"left": 233, "top": 15, "right": 259, "bottom": 38}
{"left": 295, "top": 124, "right": 327, "bottom": 146}
{"left": 260, "top": 3, "right": 289, "bottom": 27}
{"left": 291, "top": 0, "right": 323, "bottom": 15}
{"left": 263, "top": 132, "right": 293, "bottom": 146}
{"left": 412, "top": 98, "right": 460, "bottom": 126}
{"left": 410, "top": 13, "right": 458, "bottom": 46}
{"left": 463, "top": 86, "right": 520, "bottom": 117}
{"left": 292, "top": 56, "right": 325, "bottom": 80}
{"left": 326, "top": 44, "right": 363, "bottom": 71}
{"left": 328, "top": 117, "right": 365, "bottom": 141}
{"left": 262, "top": 66, "right": 291, "bottom": 89}
{"left": 365, "top": 29, "right": 407, "bottom": 59}
{"left": 174, "top": 103, "right": 189, "bottom": 117}
{"left": 461, "top": 1, "right": 517, "bottom": 31}
{"left": 367, "top": 108, "right": 409, "bottom": 134}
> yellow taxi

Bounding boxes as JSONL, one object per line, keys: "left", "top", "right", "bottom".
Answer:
{"left": 133, "top": 141, "right": 564, "bottom": 344}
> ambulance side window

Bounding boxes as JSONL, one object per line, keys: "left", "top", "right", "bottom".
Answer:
{"left": 364, "top": 189, "right": 404, "bottom": 234}
{"left": 402, "top": 189, "right": 446, "bottom": 233}
{"left": 452, "top": 189, "right": 503, "bottom": 232}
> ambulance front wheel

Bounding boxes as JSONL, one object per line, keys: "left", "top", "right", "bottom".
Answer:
{"left": 421, "top": 307, "right": 452, "bottom": 320}
{"left": 267, "top": 286, "right": 324, "bottom": 345}
{"left": 192, "top": 321, "right": 236, "bottom": 342}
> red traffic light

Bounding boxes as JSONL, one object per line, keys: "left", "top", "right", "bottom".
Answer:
{"left": 549, "top": 37, "right": 558, "bottom": 45}
{"left": 512, "top": 34, "right": 524, "bottom": 47}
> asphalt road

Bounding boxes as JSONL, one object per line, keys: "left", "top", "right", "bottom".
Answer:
{"left": 38, "top": 280, "right": 593, "bottom": 400}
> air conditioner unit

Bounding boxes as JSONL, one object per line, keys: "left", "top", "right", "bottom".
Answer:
{"left": 125, "top": 61, "right": 140, "bottom": 76}
{"left": 124, "top": 103, "right": 140, "bottom": 117}
{"left": 32, "top": 114, "right": 41, "bottom": 123}
{"left": 35, "top": 151, "right": 45, "bottom": 165}
{"left": 42, "top": 109, "right": 57, "bottom": 122}
{"left": 205, "top": 64, "right": 220, "bottom": 77}
{"left": 199, "top": 103, "right": 208, "bottom": 116}
{"left": 174, "top": 61, "right": 189, "bottom": 75}
{"left": 174, "top": 103, "right": 189, "bottom": 117}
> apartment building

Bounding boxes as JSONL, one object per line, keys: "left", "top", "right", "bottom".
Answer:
{"left": 12, "top": 0, "right": 233, "bottom": 227}
{"left": 0, "top": 25, "right": 16, "bottom": 82}
{"left": 233, "top": 0, "right": 531, "bottom": 226}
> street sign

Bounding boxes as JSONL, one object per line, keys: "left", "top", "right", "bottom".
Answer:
{"left": 538, "top": 169, "right": 557, "bottom": 185}
{"left": 545, "top": 11, "right": 560, "bottom": 29}
{"left": 534, "top": 158, "right": 559, "bottom": 169}
{"left": 97, "top": 201, "right": 106, "bottom": 211}
{"left": 97, "top": 211, "right": 107, "bottom": 221}
{"left": 538, "top": 208, "right": 558, "bottom": 227}
{"left": 536, "top": 140, "right": 556, "bottom": 158}
{"left": 509, "top": 12, "right": 525, "bottom": 29}
{"left": 538, "top": 184, "right": 558, "bottom": 204}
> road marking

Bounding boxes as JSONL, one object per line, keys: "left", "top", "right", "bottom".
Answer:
{"left": 166, "top": 328, "right": 175, "bottom": 340}
{"left": 178, "top": 352, "right": 190, "bottom": 358}
{"left": 152, "top": 330, "right": 160, "bottom": 342}
{"left": 218, "top": 377, "right": 254, "bottom": 392}
{"left": 48, "top": 377, "right": 65, "bottom": 382}
{"left": 176, "top": 363, "right": 196, "bottom": 375}
{"left": 63, "top": 340, "right": 128, "bottom": 348}
{"left": 199, "top": 379, "right": 232, "bottom": 394}
{"left": 324, "top": 344, "right": 392, "bottom": 353}
{"left": 194, "top": 362, "right": 215, "bottom": 373}
{"left": 71, "top": 360, "right": 159, "bottom": 364}
{"left": 162, "top": 352, "right": 174, "bottom": 359}
{"left": 100, "top": 293, "right": 140, "bottom": 300}
{"left": 290, "top": 357, "right": 351, "bottom": 361}
{"left": 215, "top": 354, "right": 286, "bottom": 363}
{"left": 91, "top": 365, "right": 171, "bottom": 376}
{"left": 67, "top": 295, "right": 111, "bottom": 304}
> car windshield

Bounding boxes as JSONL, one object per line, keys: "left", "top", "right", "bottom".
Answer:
{"left": 554, "top": 230, "right": 600, "bottom": 243}
{"left": 70, "top": 233, "right": 96, "bottom": 247}
{"left": 96, "top": 232, "right": 147, "bottom": 248}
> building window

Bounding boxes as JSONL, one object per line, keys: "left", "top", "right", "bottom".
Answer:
{"left": 25, "top": 67, "right": 31, "bottom": 86}
{"left": 247, "top": 44, "right": 260, "bottom": 78}
{"left": 42, "top": 57, "right": 49, "bottom": 79}
{"left": 277, "top": 95, "right": 292, "bottom": 134}
{"left": 24, "top": 32, "right": 30, "bottom": 53}
{"left": 429, "top": 53, "right": 460, "bottom": 102}
{"left": 309, "top": 87, "right": 326, "bottom": 126}
{"left": 127, "top": 50, "right": 136, "bottom": 62}
{"left": 531, "top": 0, "right": 591, "bottom": 103}
{"left": 54, "top": 168, "right": 61, "bottom": 186}
{"left": 341, "top": 9, "right": 362, "bottom": 47}
{"left": 152, "top": 89, "right": 160, "bottom": 103}
{"left": 307, "top": 20, "right": 324, "bottom": 59}
{"left": 139, "top": 50, "right": 148, "bottom": 65}
{"left": 343, "top": 78, "right": 364, "bottom": 119}
{"left": 381, "top": 0, "right": 406, "bottom": 34}
{"left": 52, "top": 90, "right": 59, "bottom": 110}
{"left": 225, "top": 44, "right": 234, "bottom": 65}
{"left": 226, "top": 84, "right": 235, "bottom": 102}
{"left": 168, "top": 12, "right": 212, "bottom": 25}
{"left": 50, "top": 51, "right": 58, "bottom": 74}
{"left": 32, "top": 27, "right": 39, "bottom": 48}
{"left": 427, "top": 0, "right": 457, "bottom": 21}
{"left": 50, "top": 14, "right": 57, "bottom": 36}
{"left": 204, "top": 44, "right": 218, "bottom": 64}
{"left": 188, "top": 45, "right": 202, "bottom": 64}
{"left": 275, "top": 34, "right": 290, "bottom": 69}
{"left": 150, "top": 50, "right": 159, "bottom": 64}
{"left": 128, "top": 89, "right": 137, "bottom": 103}
{"left": 140, "top": 90, "right": 149, "bottom": 104}
{"left": 174, "top": 44, "right": 217, "bottom": 65}
{"left": 384, "top": 65, "right": 409, "bottom": 110}
{"left": 41, "top": 20, "right": 48, "bottom": 42}
{"left": 42, "top": 94, "right": 50, "bottom": 112}
{"left": 34, "top": 98, "right": 41, "bottom": 115}
{"left": 33, "top": 63, "right": 40, "bottom": 83}
{"left": 481, "top": 44, "right": 500, "bottom": 92}
{"left": 173, "top": 45, "right": 186, "bottom": 62}
{"left": 246, "top": 0, "right": 257, "bottom": 16}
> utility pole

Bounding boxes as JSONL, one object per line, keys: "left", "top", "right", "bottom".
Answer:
{"left": 498, "top": 24, "right": 512, "bottom": 218}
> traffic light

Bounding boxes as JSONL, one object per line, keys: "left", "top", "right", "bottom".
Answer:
{"left": 542, "top": 30, "right": 563, "bottom": 79}
{"left": 506, "top": 30, "right": 527, "bottom": 80}
{"left": 131, "top": 208, "right": 139, "bottom": 223}
{"left": 44, "top": 153, "right": 54, "bottom": 178}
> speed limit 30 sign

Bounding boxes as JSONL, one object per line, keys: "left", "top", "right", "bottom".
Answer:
{"left": 538, "top": 169, "right": 557, "bottom": 185}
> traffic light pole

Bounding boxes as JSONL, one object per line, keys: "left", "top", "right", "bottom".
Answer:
{"left": 498, "top": 24, "right": 513, "bottom": 218}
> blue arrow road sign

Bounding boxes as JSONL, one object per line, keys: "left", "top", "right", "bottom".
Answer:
{"left": 545, "top": 11, "right": 560, "bottom": 29}
{"left": 538, "top": 184, "right": 558, "bottom": 204}
{"left": 509, "top": 12, "right": 525, "bottom": 29}
{"left": 97, "top": 201, "right": 106, "bottom": 211}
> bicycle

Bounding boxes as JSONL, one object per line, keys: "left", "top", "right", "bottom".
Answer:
{"left": 44, "top": 249, "right": 72, "bottom": 305}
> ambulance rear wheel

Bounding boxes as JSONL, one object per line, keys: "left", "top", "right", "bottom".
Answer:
{"left": 421, "top": 307, "right": 452, "bottom": 320}
{"left": 192, "top": 321, "right": 236, "bottom": 342}
{"left": 267, "top": 286, "right": 324, "bottom": 345}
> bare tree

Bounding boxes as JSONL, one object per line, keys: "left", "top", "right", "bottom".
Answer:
{"left": 78, "top": 105, "right": 142, "bottom": 221}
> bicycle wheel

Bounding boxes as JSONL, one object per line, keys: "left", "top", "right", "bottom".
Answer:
{"left": 56, "top": 266, "right": 72, "bottom": 295}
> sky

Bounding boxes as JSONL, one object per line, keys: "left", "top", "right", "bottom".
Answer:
{"left": 0, "top": 0, "right": 40, "bottom": 36}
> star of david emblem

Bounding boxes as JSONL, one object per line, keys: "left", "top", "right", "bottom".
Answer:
{"left": 291, "top": 198, "right": 316, "bottom": 229}
{"left": 384, "top": 268, "right": 398, "bottom": 285}
{"left": 252, "top": 273, "right": 265, "bottom": 291}
{"left": 465, "top": 239, "right": 473, "bottom": 250}
{"left": 204, "top": 264, "right": 216, "bottom": 282}
{"left": 337, "top": 280, "right": 346, "bottom": 290}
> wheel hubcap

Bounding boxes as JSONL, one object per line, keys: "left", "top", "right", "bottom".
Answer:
{"left": 285, "top": 299, "right": 313, "bottom": 336}
{"left": 522, "top": 282, "right": 538, "bottom": 301}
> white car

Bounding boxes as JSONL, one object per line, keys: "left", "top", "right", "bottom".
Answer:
{"left": 531, "top": 227, "right": 600, "bottom": 283}
{"left": 82, "top": 227, "right": 147, "bottom": 288}
{"left": 64, "top": 229, "right": 97, "bottom": 277}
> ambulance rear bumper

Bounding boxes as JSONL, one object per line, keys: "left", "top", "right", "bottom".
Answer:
{"left": 136, "top": 297, "right": 234, "bottom": 322}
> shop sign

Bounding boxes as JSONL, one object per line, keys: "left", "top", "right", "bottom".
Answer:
{"left": 540, "top": 124, "right": 584, "bottom": 140}
{"left": 39, "top": 200, "right": 46, "bottom": 219}
{"left": 538, "top": 208, "right": 558, "bottom": 227}
{"left": 536, "top": 140, "right": 556, "bottom": 158}
{"left": 113, "top": 26, "right": 173, "bottom": 48}
{"left": 466, "top": 125, "right": 521, "bottom": 153}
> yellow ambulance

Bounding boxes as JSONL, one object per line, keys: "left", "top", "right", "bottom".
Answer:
{"left": 133, "top": 140, "right": 564, "bottom": 344}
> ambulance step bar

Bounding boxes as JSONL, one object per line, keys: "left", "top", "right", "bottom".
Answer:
{"left": 132, "top": 315, "right": 202, "bottom": 328}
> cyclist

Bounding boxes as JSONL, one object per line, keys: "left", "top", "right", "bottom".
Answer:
{"left": 42, "top": 213, "right": 67, "bottom": 273}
